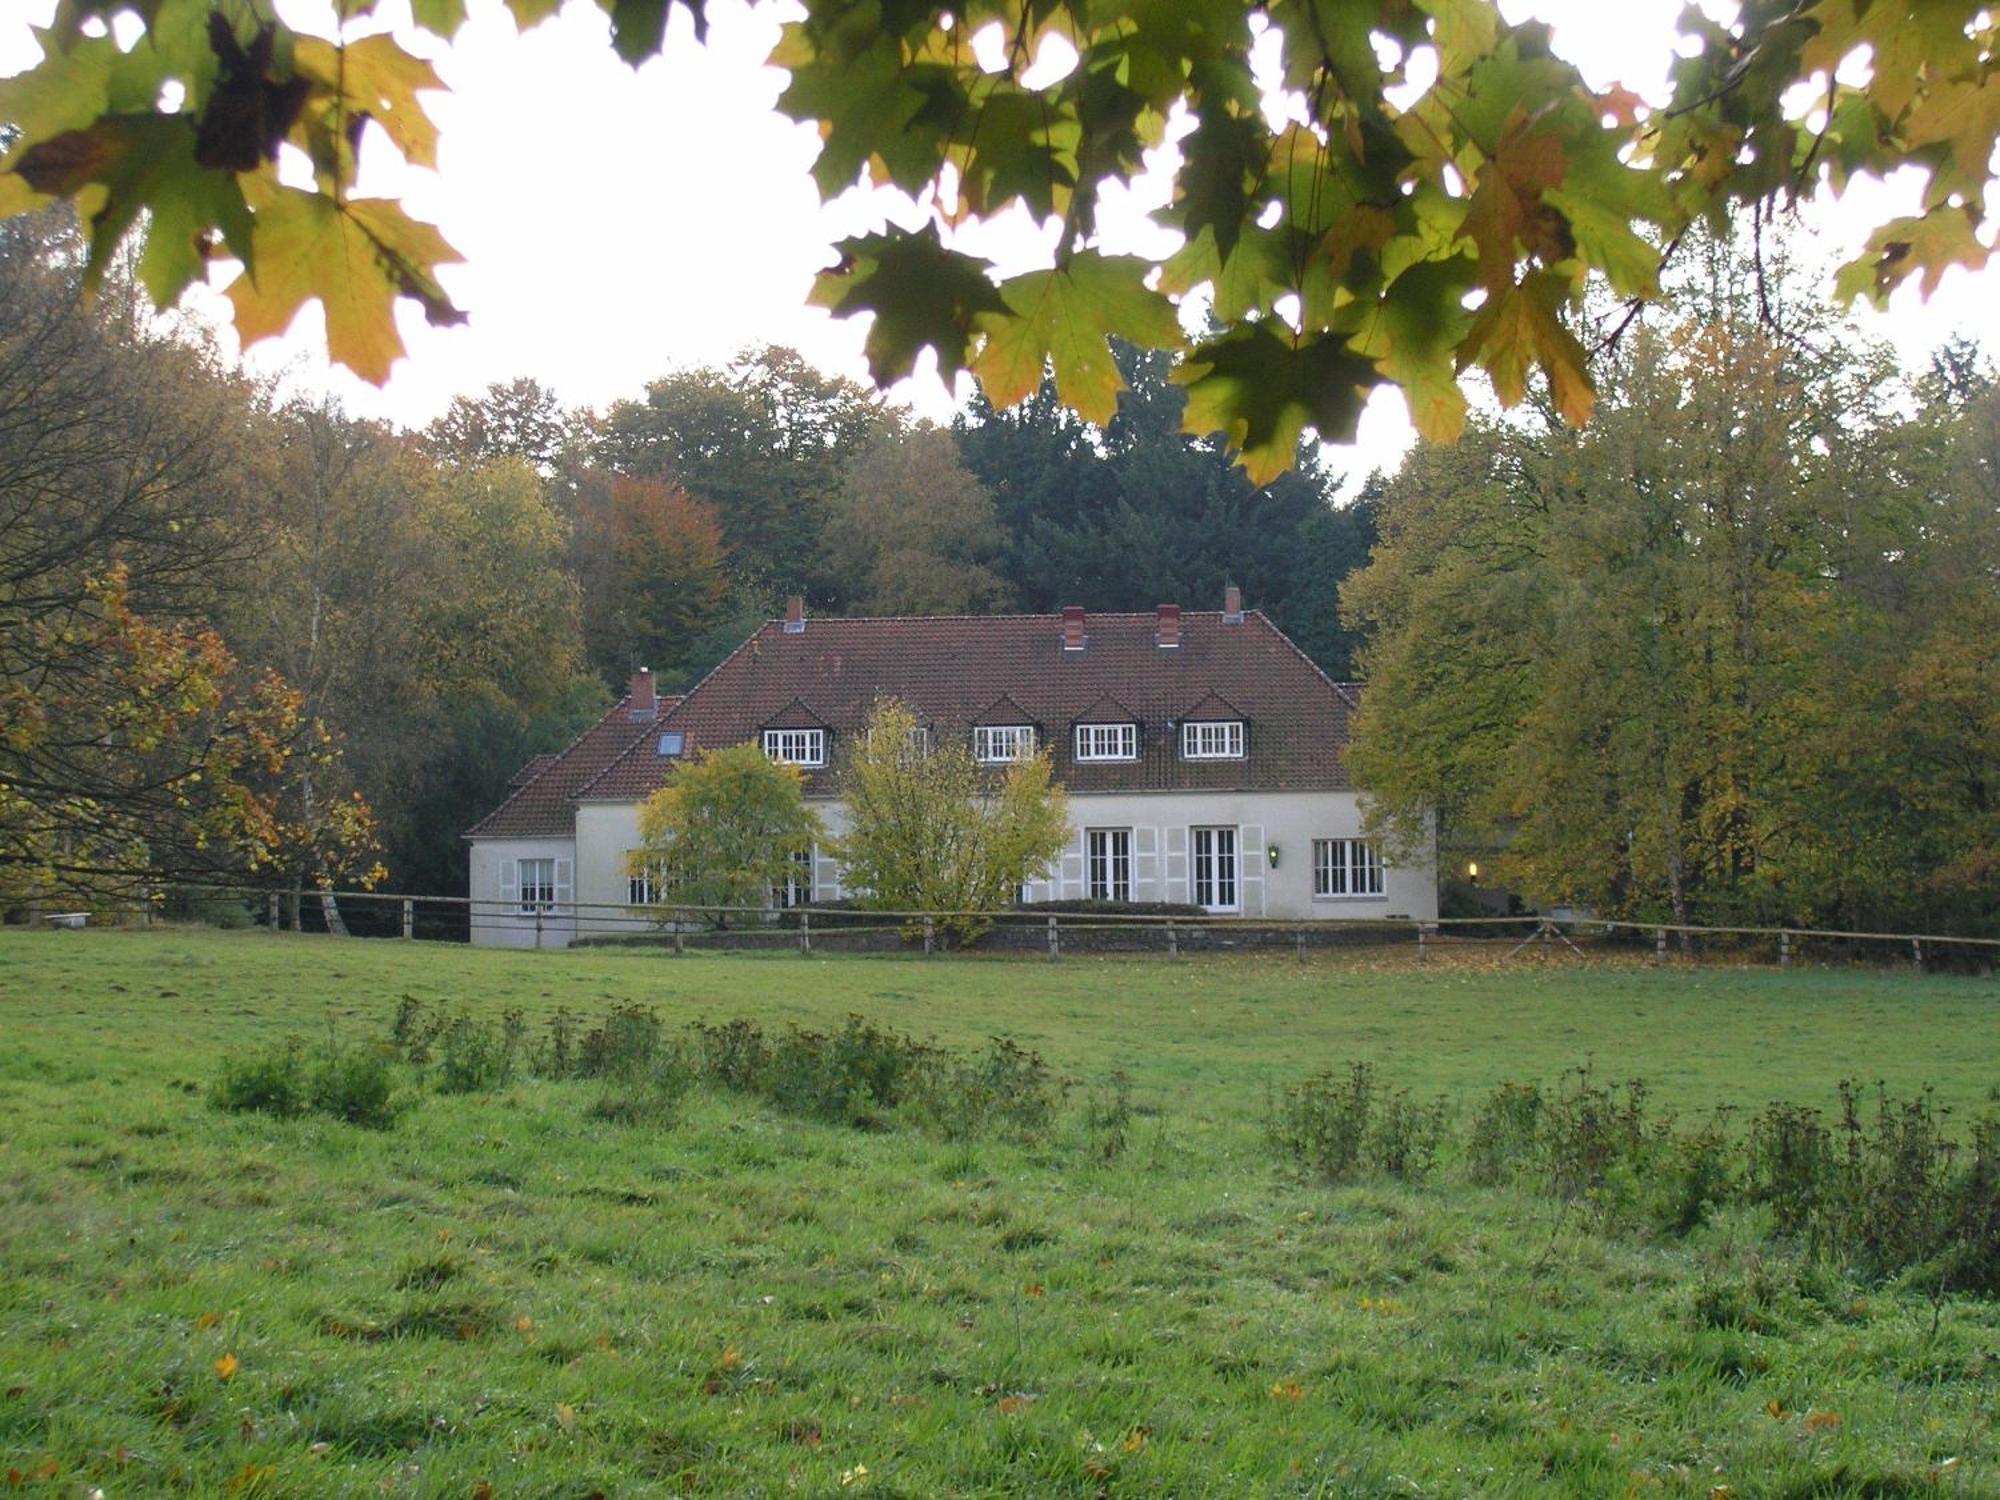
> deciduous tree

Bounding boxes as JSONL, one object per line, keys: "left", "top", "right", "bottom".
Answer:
{"left": 631, "top": 742, "right": 823, "bottom": 922}
{"left": 836, "top": 699, "right": 1069, "bottom": 943}
{"left": 826, "top": 426, "right": 1010, "bottom": 615}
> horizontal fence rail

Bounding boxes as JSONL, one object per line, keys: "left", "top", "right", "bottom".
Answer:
{"left": 26, "top": 880, "right": 2000, "bottom": 973}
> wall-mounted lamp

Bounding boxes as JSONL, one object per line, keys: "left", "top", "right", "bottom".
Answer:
{"left": 1267, "top": 843, "right": 1281, "bottom": 869}
{"left": 1466, "top": 861, "right": 1481, "bottom": 885}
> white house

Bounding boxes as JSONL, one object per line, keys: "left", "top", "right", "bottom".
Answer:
{"left": 466, "top": 592, "right": 1437, "bottom": 947}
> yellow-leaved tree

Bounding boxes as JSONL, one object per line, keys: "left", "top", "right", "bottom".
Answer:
{"left": 630, "top": 743, "right": 822, "bottom": 927}
{"left": 836, "top": 699, "right": 1068, "bottom": 946}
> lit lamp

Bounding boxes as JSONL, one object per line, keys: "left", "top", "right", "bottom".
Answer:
{"left": 1466, "top": 861, "right": 1481, "bottom": 885}
{"left": 1267, "top": 843, "right": 1280, "bottom": 868}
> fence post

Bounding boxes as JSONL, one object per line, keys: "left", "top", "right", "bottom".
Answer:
{"left": 1417, "top": 925, "right": 1426, "bottom": 964}
{"left": 673, "top": 909, "right": 684, "bottom": 956}
{"left": 534, "top": 907, "right": 543, "bottom": 950}
{"left": 800, "top": 910, "right": 812, "bottom": 955}
{"left": 1655, "top": 927, "right": 1667, "bottom": 964}
{"left": 1912, "top": 937, "right": 1922, "bottom": 972}
{"left": 1165, "top": 919, "right": 1177, "bottom": 959}
{"left": 1047, "top": 914, "right": 1059, "bottom": 958}
{"left": 1296, "top": 925, "right": 1305, "bottom": 961}
{"left": 402, "top": 899, "right": 414, "bottom": 940}
{"left": 267, "top": 892, "right": 279, "bottom": 930}
{"left": 1779, "top": 929, "right": 1791, "bottom": 969}
{"left": 923, "top": 916, "right": 933, "bottom": 955}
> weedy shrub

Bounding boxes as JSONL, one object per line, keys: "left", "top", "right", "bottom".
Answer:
{"left": 430, "top": 1011, "right": 521, "bottom": 1094}
{"left": 210, "top": 1039, "right": 308, "bottom": 1118}
{"left": 763, "top": 1016, "right": 933, "bottom": 1127}
{"left": 578, "top": 1005, "right": 664, "bottom": 1080}
{"left": 1748, "top": 1101, "right": 1833, "bottom": 1243}
{"left": 1268, "top": 1062, "right": 1377, "bottom": 1183}
{"left": 1082, "top": 1070, "right": 1134, "bottom": 1160}
{"left": 1466, "top": 1082, "right": 1543, "bottom": 1186}
{"left": 1543, "top": 1065, "right": 1656, "bottom": 1202}
{"left": 1648, "top": 1113, "right": 1735, "bottom": 1237}
{"left": 212, "top": 1031, "right": 403, "bottom": 1129}
{"left": 914, "top": 1037, "right": 1062, "bottom": 1140}
{"left": 308, "top": 1042, "right": 403, "bottom": 1129}
{"left": 534, "top": 1007, "right": 577, "bottom": 1079}
{"left": 686, "top": 1018, "right": 770, "bottom": 1092}
{"left": 1370, "top": 1089, "right": 1451, "bottom": 1183}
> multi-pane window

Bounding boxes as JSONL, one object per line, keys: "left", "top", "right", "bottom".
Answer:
{"left": 762, "top": 728, "right": 826, "bottom": 766}
{"left": 519, "top": 857, "right": 556, "bottom": 913}
{"left": 974, "top": 724, "right": 1036, "bottom": 762}
{"left": 628, "top": 862, "right": 659, "bottom": 906}
{"left": 1191, "top": 826, "right": 1238, "bottom": 911}
{"left": 1181, "top": 720, "right": 1245, "bottom": 759}
{"left": 1086, "top": 828, "right": 1132, "bottom": 901}
{"left": 1313, "top": 838, "right": 1384, "bottom": 897}
{"left": 1074, "top": 722, "right": 1138, "bottom": 761}
{"left": 772, "top": 848, "right": 814, "bottom": 909}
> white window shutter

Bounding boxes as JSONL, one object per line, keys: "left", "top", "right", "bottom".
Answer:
{"left": 554, "top": 859, "right": 573, "bottom": 913}
{"left": 499, "top": 859, "right": 518, "bottom": 905}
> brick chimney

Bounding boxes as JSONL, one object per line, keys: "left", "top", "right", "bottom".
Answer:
{"left": 1155, "top": 603, "right": 1181, "bottom": 649}
{"left": 1061, "top": 605, "right": 1086, "bottom": 651}
{"left": 783, "top": 595, "right": 806, "bottom": 634}
{"left": 629, "top": 667, "right": 657, "bottom": 719}
{"left": 1223, "top": 584, "right": 1244, "bottom": 623}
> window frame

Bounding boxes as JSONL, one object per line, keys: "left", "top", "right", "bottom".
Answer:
{"left": 762, "top": 727, "right": 826, "bottom": 766}
{"left": 973, "top": 724, "right": 1037, "bottom": 763}
{"left": 1086, "top": 827, "right": 1133, "bottom": 901}
{"left": 1312, "top": 838, "right": 1385, "bottom": 899}
{"left": 1074, "top": 722, "right": 1138, "bottom": 762}
{"left": 1180, "top": 719, "right": 1245, "bottom": 760}
{"left": 519, "top": 856, "right": 556, "bottom": 914}
{"left": 1190, "top": 826, "right": 1239, "bottom": 912}
{"left": 772, "top": 847, "right": 815, "bottom": 909}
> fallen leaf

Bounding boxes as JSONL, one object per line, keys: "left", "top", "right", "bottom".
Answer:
{"left": 554, "top": 1402, "right": 575, "bottom": 1433}
{"left": 1023, "top": 1283, "right": 1045, "bottom": 1298}
{"left": 1268, "top": 1380, "right": 1305, "bottom": 1402}
{"left": 195, "top": 1311, "right": 222, "bottom": 1330}
{"left": 1121, "top": 1425, "right": 1151, "bottom": 1453}
{"left": 214, "top": 1353, "right": 239, "bottom": 1381}
{"left": 1765, "top": 1400, "right": 1786, "bottom": 1419}
{"left": 515, "top": 1316, "right": 534, "bottom": 1335}
{"left": 996, "top": 1394, "right": 1035, "bottom": 1415}
{"left": 1804, "top": 1410, "right": 1842, "bottom": 1431}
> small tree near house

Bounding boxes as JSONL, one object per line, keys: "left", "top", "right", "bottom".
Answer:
{"left": 836, "top": 699, "right": 1069, "bottom": 945}
{"left": 630, "top": 743, "right": 822, "bottom": 926}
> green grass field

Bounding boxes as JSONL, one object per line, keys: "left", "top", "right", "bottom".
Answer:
{"left": 1, "top": 930, "right": 1996, "bottom": 1497}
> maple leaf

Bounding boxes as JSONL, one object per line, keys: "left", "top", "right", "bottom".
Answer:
{"left": 973, "top": 253, "right": 1180, "bottom": 425}
{"left": 1459, "top": 108, "right": 1571, "bottom": 293}
{"left": 1902, "top": 76, "right": 2000, "bottom": 200}
{"left": 810, "top": 226, "right": 1007, "bottom": 385}
{"left": 1835, "top": 207, "right": 1992, "bottom": 304}
{"left": 1175, "top": 324, "right": 1378, "bottom": 487}
{"left": 12, "top": 115, "right": 253, "bottom": 304}
{"left": 214, "top": 1353, "right": 239, "bottom": 1380}
{"left": 291, "top": 35, "right": 445, "bottom": 171}
{"left": 226, "top": 183, "right": 465, "bottom": 386}
{"left": 1353, "top": 258, "right": 1476, "bottom": 443}
{"left": 1457, "top": 270, "right": 1595, "bottom": 424}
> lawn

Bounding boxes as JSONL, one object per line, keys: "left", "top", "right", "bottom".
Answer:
{"left": 0, "top": 929, "right": 1995, "bottom": 1497}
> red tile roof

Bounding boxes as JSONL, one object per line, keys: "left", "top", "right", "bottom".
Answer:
{"left": 579, "top": 610, "right": 1356, "bottom": 803}
{"left": 467, "top": 694, "right": 682, "bottom": 839}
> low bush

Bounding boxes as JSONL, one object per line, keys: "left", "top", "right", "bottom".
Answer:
{"left": 210, "top": 1039, "right": 308, "bottom": 1118}
{"left": 211, "top": 1031, "right": 403, "bottom": 1129}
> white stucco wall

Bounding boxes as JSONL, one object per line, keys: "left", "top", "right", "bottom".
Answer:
{"left": 555, "top": 788, "right": 1436, "bottom": 941}
{"left": 466, "top": 836, "right": 577, "bottom": 948}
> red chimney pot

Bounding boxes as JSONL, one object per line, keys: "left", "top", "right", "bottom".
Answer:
{"left": 1156, "top": 603, "right": 1182, "bottom": 648}
{"left": 1061, "top": 605, "right": 1086, "bottom": 651}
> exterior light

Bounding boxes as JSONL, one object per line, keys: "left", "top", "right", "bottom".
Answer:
{"left": 1267, "top": 843, "right": 1280, "bottom": 868}
{"left": 1467, "top": 861, "right": 1480, "bottom": 883}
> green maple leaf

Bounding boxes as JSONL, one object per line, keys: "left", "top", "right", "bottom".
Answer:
{"left": 1176, "top": 104, "right": 1264, "bottom": 264}
{"left": 1835, "top": 207, "right": 1992, "bottom": 304}
{"left": 1353, "top": 258, "right": 1477, "bottom": 444}
{"left": 777, "top": 26, "right": 932, "bottom": 197}
{"left": 292, "top": 35, "right": 444, "bottom": 171}
{"left": 410, "top": 0, "right": 470, "bottom": 35}
{"left": 1174, "top": 323, "right": 1378, "bottom": 487}
{"left": 226, "top": 183, "right": 464, "bottom": 385}
{"left": 12, "top": 115, "right": 252, "bottom": 304}
{"left": 972, "top": 252, "right": 1182, "bottom": 425}
{"left": 810, "top": 226, "right": 1007, "bottom": 384}
{"left": 1457, "top": 270, "right": 1594, "bottom": 424}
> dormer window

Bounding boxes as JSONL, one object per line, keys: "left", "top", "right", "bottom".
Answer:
{"left": 1074, "top": 722, "right": 1138, "bottom": 761}
{"left": 763, "top": 728, "right": 826, "bottom": 766}
{"left": 974, "top": 725, "right": 1036, "bottom": 763}
{"left": 1181, "top": 720, "right": 1244, "bottom": 760}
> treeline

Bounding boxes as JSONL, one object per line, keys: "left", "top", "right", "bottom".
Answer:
{"left": 1347, "top": 249, "right": 1999, "bottom": 937}
{"left": 2, "top": 214, "right": 1372, "bottom": 903}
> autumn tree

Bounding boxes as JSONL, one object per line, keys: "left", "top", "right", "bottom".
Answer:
{"left": 597, "top": 347, "right": 883, "bottom": 597}
{"left": 836, "top": 699, "right": 1069, "bottom": 944}
{"left": 630, "top": 743, "right": 823, "bottom": 922}
{"left": 0, "top": 211, "right": 378, "bottom": 904}
{"left": 568, "top": 474, "right": 731, "bottom": 686}
{"left": 7, "top": 2, "right": 1996, "bottom": 479}
{"left": 424, "top": 376, "right": 579, "bottom": 475}
{"left": 1344, "top": 261, "right": 1996, "bottom": 935}
{"left": 826, "top": 426, "right": 1010, "bottom": 616}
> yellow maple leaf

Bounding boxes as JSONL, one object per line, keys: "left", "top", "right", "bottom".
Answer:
{"left": 214, "top": 1353, "right": 239, "bottom": 1381}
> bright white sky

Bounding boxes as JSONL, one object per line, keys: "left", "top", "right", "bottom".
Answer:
{"left": 3, "top": 0, "right": 1992, "bottom": 488}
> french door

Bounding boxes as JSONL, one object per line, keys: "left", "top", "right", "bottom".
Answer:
{"left": 1086, "top": 828, "right": 1131, "bottom": 901}
{"left": 1191, "top": 826, "right": 1238, "bottom": 912}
